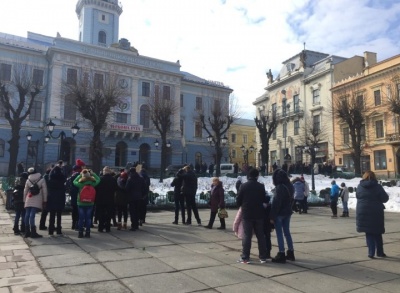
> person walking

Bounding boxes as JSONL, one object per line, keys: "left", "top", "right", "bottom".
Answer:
{"left": 39, "top": 168, "right": 51, "bottom": 231}
{"left": 270, "top": 168, "right": 295, "bottom": 263}
{"left": 356, "top": 170, "right": 389, "bottom": 258}
{"left": 236, "top": 168, "right": 268, "bottom": 264}
{"left": 204, "top": 177, "right": 225, "bottom": 229}
{"left": 46, "top": 165, "right": 66, "bottom": 236}
{"left": 171, "top": 169, "right": 185, "bottom": 224}
{"left": 23, "top": 167, "right": 47, "bottom": 238}
{"left": 330, "top": 180, "right": 340, "bottom": 218}
{"left": 180, "top": 165, "right": 201, "bottom": 226}
{"left": 340, "top": 182, "right": 350, "bottom": 217}
{"left": 235, "top": 176, "right": 242, "bottom": 193}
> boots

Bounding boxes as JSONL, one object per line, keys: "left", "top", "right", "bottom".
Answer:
{"left": 272, "top": 252, "right": 286, "bottom": 263}
{"left": 217, "top": 219, "right": 226, "bottom": 230}
{"left": 24, "top": 225, "right": 31, "bottom": 238}
{"left": 286, "top": 250, "right": 295, "bottom": 261}
{"left": 30, "top": 226, "right": 43, "bottom": 238}
{"left": 346, "top": 212, "right": 350, "bottom": 217}
{"left": 56, "top": 227, "right": 62, "bottom": 235}
{"left": 123, "top": 222, "right": 127, "bottom": 230}
{"left": 78, "top": 230, "right": 84, "bottom": 238}
{"left": 13, "top": 225, "right": 21, "bottom": 235}
{"left": 85, "top": 230, "right": 91, "bottom": 238}
{"left": 117, "top": 222, "right": 122, "bottom": 230}
{"left": 48, "top": 225, "right": 55, "bottom": 236}
{"left": 20, "top": 224, "right": 25, "bottom": 233}
{"left": 340, "top": 212, "right": 346, "bottom": 217}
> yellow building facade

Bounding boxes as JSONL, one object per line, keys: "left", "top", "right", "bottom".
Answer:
{"left": 228, "top": 119, "right": 257, "bottom": 169}
{"left": 332, "top": 54, "right": 400, "bottom": 178}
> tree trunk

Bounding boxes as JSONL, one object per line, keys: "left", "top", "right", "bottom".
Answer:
{"left": 215, "top": 145, "right": 222, "bottom": 177}
{"left": 159, "top": 138, "right": 167, "bottom": 182}
{"left": 7, "top": 125, "right": 21, "bottom": 176}
{"left": 91, "top": 128, "right": 103, "bottom": 174}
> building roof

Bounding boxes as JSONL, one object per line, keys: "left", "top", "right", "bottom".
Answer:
{"left": 232, "top": 118, "right": 255, "bottom": 127}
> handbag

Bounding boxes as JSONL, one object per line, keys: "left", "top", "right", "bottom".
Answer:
{"left": 218, "top": 208, "right": 228, "bottom": 219}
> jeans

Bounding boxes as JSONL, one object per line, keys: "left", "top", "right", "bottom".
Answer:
{"left": 174, "top": 197, "right": 185, "bottom": 222}
{"left": 78, "top": 205, "right": 93, "bottom": 232}
{"left": 274, "top": 215, "right": 294, "bottom": 252}
{"left": 14, "top": 208, "right": 26, "bottom": 228}
{"left": 365, "top": 233, "right": 384, "bottom": 257}
{"left": 330, "top": 199, "right": 338, "bottom": 216}
{"left": 25, "top": 207, "right": 39, "bottom": 227}
{"left": 342, "top": 201, "right": 348, "bottom": 213}
{"left": 241, "top": 218, "right": 267, "bottom": 260}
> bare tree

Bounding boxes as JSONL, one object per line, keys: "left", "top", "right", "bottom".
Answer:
{"left": 199, "top": 94, "right": 239, "bottom": 176}
{"left": 384, "top": 76, "right": 400, "bottom": 117}
{"left": 0, "top": 62, "right": 42, "bottom": 176}
{"left": 254, "top": 107, "right": 278, "bottom": 175}
{"left": 63, "top": 72, "right": 127, "bottom": 173}
{"left": 148, "top": 84, "right": 179, "bottom": 182}
{"left": 332, "top": 84, "right": 368, "bottom": 175}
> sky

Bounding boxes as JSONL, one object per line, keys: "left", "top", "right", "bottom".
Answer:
{"left": 1, "top": 0, "right": 399, "bottom": 118}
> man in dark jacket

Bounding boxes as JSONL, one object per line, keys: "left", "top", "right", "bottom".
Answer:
{"left": 95, "top": 166, "right": 118, "bottom": 232}
{"left": 171, "top": 168, "right": 185, "bottom": 224}
{"left": 180, "top": 165, "right": 201, "bottom": 225}
{"left": 125, "top": 167, "right": 145, "bottom": 231}
{"left": 139, "top": 168, "right": 150, "bottom": 225}
{"left": 236, "top": 167, "right": 268, "bottom": 263}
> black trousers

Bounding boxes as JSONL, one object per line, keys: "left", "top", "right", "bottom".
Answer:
{"left": 138, "top": 197, "right": 148, "bottom": 222}
{"left": 116, "top": 204, "right": 128, "bottom": 223}
{"left": 49, "top": 210, "right": 62, "bottom": 230}
{"left": 40, "top": 209, "right": 48, "bottom": 227}
{"left": 174, "top": 197, "right": 185, "bottom": 223}
{"left": 185, "top": 194, "right": 200, "bottom": 224}
{"left": 96, "top": 204, "right": 114, "bottom": 231}
{"left": 207, "top": 211, "right": 225, "bottom": 228}
{"left": 129, "top": 200, "right": 140, "bottom": 229}
{"left": 330, "top": 199, "right": 338, "bottom": 216}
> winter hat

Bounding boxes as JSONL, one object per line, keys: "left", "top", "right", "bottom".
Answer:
{"left": 20, "top": 172, "right": 29, "bottom": 180}
{"left": 81, "top": 169, "right": 91, "bottom": 178}
{"left": 72, "top": 165, "right": 82, "bottom": 172}
{"left": 103, "top": 166, "right": 112, "bottom": 174}
{"left": 27, "top": 167, "right": 36, "bottom": 174}
{"left": 341, "top": 182, "right": 346, "bottom": 187}
{"left": 331, "top": 180, "right": 336, "bottom": 185}
{"left": 237, "top": 176, "right": 242, "bottom": 181}
{"left": 120, "top": 171, "right": 128, "bottom": 180}
{"left": 76, "top": 159, "right": 85, "bottom": 167}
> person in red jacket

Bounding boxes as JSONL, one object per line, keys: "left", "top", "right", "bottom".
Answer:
{"left": 204, "top": 177, "right": 225, "bottom": 229}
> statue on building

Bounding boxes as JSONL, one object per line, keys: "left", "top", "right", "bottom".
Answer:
{"left": 266, "top": 69, "right": 273, "bottom": 84}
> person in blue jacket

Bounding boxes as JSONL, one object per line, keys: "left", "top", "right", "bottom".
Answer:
{"left": 330, "top": 180, "right": 340, "bottom": 218}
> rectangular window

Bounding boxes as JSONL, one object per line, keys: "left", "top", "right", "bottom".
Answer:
{"left": 243, "top": 134, "right": 248, "bottom": 144}
{"left": 374, "top": 150, "right": 387, "bottom": 170}
{"left": 67, "top": 68, "right": 77, "bottom": 85}
{"left": 270, "top": 150, "right": 277, "bottom": 162}
{"left": 196, "top": 97, "right": 202, "bottom": 110}
{"left": 0, "top": 63, "right": 11, "bottom": 81}
{"left": 64, "top": 95, "right": 76, "bottom": 121}
{"left": 32, "top": 69, "right": 44, "bottom": 86}
{"left": 232, "top": 149, "right": 236, "bottom": 159}
{"left": 361, "top": 124, "right": 366, "bottom": 141}
{"left": 293, "top": 95, "right": 300, "bottom": 112}
{"left": 94, "top": 73, "right": 103, "bottom": 90}
{"left": 116, "top": 113, "right": 128, "bottom": 123}
{"left": 0, "top": 140, "right": 4, "bottom": 157}
{"left": 0, "top": 103, "right": 4, "bottom": 117}
{"left": 214, "top": 99, "right": 221, "bottom": 110}
{"left": 180, "top": 119, "right": 184, "bottom": 135}
{"left": 163, "top": 85, "right": 170, "bottom": 100}
{"left": 375, "top": 120, "right": 384, "bottom": 138}
{"left": 313, "top": 115, "right": 320, "bottom": 133}
{"left": 272, "top": 103, "right": 277, "bottom": 117}
{"left": 282, "top": 100, "right": 288, "bottom": 116}
{"left": 272, "top": 128, "right": 276, "bottom": 140}
{"left": 195, "top": 121, "right": 202, "bottom": 138}
{"left": 374, "top": 90, "right": 381, "bottom": 106}
{"left": 142, "top": 82, "right": 150, "bottom": 97}
{"left": 231, "top": 133, "right": 236, "bottom": 143}
{"left": 343, "top": 127, "right": 350, "bottom": 144}
{"left": 283, "top": 123, "right": 287, "bottom": 138}
{"left": 313, "top": 89, "right": 320, "bottom": 104}
{"left": 356, "top": 95, "right": 364, "bottom": 109}
{"left": 180, "top": 94, "right": 183, "bottom": 107}
{"left": 294, "top": 120, "right": 299, "bottom": 135}
{"left": 29, "top": 101, "right": 42, "bottom": 121}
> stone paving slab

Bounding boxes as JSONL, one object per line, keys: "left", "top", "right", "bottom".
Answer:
{"left": 180, "top": 242, "right": 232, "bottom": 254}
{"left": 216, "top": 278, "right": 302, "bottom": 293}
{"left": 38, "top": 252, "right": 97, "bottom": 269}
{"left": 370, "top": 277, "right": 400, "bottom": 293}
{"left": 159, "top": 253, "right": 223, "bottom": 270}
{"left": 356, "top": 257, "right": 400, "bottom": 274}
{"left": 144, "top": 244, "right": 194, "bottom": 258}
{"left": 56, "top": 280, "right": 131, "bottom": 293}
{"left": 30, "top": 244, "right": 83, "bottom": 257}
{"left": 0, "top": 274, "right": 48, "bottom": 288}
{"left": 10, "top": 281, "right": 55, "bottom": 293}
{"left": 90, "top": 247, "right": 151, "bottom": 262}
{"left": 121, "top": 272, "right": 209, "bottom": 293}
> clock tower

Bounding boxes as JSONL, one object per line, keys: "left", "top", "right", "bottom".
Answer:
{"left": 76, "top": 0, "right": 123, "bottom": 47}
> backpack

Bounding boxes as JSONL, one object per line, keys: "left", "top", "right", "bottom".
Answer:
{"left": 79, "top": 184, "right": 96, "bottom": 203}
{"left": 28, "top": 179, "right": 41, "bottom": 195}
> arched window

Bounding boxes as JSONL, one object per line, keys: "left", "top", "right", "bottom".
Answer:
{"left": 98, "top": 31, "right": 106, "bottom": 45}
{"left": 115, "top": 141, "right": 127, "bottom": 167}
{"left": 0, "top": 139, "right": 4, "bottom": 157}
{"left": 140, "top": 105, "right": 150, "bottom": 129}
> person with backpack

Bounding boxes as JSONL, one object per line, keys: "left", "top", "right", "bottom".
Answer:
{"left": 46, "top": 165, "right": 66, "bottom": 236}
{"left": 95, "top": 166, "right": 118, "bottom": 233}
{"left": 139, "top": 168, "right": 150, "bottom": 225}
{"left": 12, "top": 172, "right": 28, "bottom": 235}
{"left": 66, "top": 165, "right": 82, "bottom": 230}
{"left": 73, "top": 169, "right": 100, "bottom": 238}
{"left": 23, "top": 167, "right": 47, "bottom": 238}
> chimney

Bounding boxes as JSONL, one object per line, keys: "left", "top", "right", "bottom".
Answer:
{"left": 364, "top": 51, "right": 377, "bottom": 68}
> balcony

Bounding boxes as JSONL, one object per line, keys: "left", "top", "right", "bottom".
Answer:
{"left": 275, "top": 108, "right": 304, "bottom": 121}
{"left": 385, "top": 133, "right": 400, "bottom": 143}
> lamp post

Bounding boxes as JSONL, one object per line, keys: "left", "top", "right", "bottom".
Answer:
{"left": 283, "top": 102, "right": 291, "bottom": 163}
{"left": 207, "top": 134, "right": 228, "bottom": 176}
{"left": 26, "top": 132, "right": 40, "bottom": 169}
{"left": 240, "top": 145, "right": 255, "bottom": 167}
{"left": 45, "top": 119, "right": 80, "bottom": 162}
{"left": 154, "top": 139, "right": 171, "bottom": 182}
{"left": 304, "top": 145, "right": 319, "bottom": 191}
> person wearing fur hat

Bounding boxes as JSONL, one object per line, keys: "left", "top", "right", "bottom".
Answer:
{"left": 47, "top": 165, "right": 66, "bottom": 235}
{"left": 95, "top": 166, "right": 118, "bottom": 232}
{"left": 23, "top": 167, "right": 47, "bottom": 238}
{"left": 73, "top": 169, "right": 100, "bottom": 238}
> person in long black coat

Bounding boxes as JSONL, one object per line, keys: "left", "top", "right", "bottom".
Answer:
{"left": 115, "top": 171, "right": 129, "bottom": 230}
{"left": 356, "top": 170, "right": 389, "bottom": 258}
{"left": 139, "top": 168, "right": 150, "bottom": 225}
{"left": 179, "top": 165, "right": 201, "bottom": 225}
{"left": 171, "top": 169, "right": 185, "bottom": 224}
{"left": 125, "top": 167, "right": 145, "bottom": 231}
{"left": 47, "top": 165, "right": 66, "bottom": 235}
{"left": 95, "top": 166, "right": 118, "bottom": 232}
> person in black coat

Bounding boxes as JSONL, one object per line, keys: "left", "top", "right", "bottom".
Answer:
{"left": 95, "top": 166, "right": 118, "bottom": 232}
{"left": 236, "top": 168, "right": 268, "bottom": 263}
{"left": 179, "top": 165, "right": 201, "bottom": 225}
{"left": 204, "top": 177, "right": 225, "bottom": 229}
{"left": 66, "top": 165, "right": 82, "bottom": 230}
{"left": 171, "top": 169, "right": 185, "bottom": 224}
{"left": 47, "top": 165, "right": 66, "bottom": 235}
{"left": 125, "top": 167, "right": 145, "bottom": 231}
{"left": 115, "top": 171, "right": 129, "bottom": 230}
{"left": 356, "top": 170, "right": 389, "bottom": 258}
{"left": 12, "top": 173, "right": 28, "bottom": 235}
{"left": 39, "top": 168, "right": 51, "bottom": 231}
{"left": 139, "top": 168, "right": 150, "bottom": 225}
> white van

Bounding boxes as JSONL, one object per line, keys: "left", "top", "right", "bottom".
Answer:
{"left": 219, "top": 163, "right": 235, "bottom": 176}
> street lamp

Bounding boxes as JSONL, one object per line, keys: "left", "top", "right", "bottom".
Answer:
{"left": 304, "top": 145, "right": 319, "bottom": 191}
{"left": 240, "top": 145, "right": 255, "bottom": 166}
{"left": 283, "top": 102, "right": 291, "bottom": 163}
{"left": 26, "top": 132, "right": 39, "bottom": 169}
{"left": 45, "top": 119, "right": 80, "bottom": 161}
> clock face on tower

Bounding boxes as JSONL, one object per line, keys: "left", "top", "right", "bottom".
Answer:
{"left": 118, "top": 78, "right": 128, "bottom": 89}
